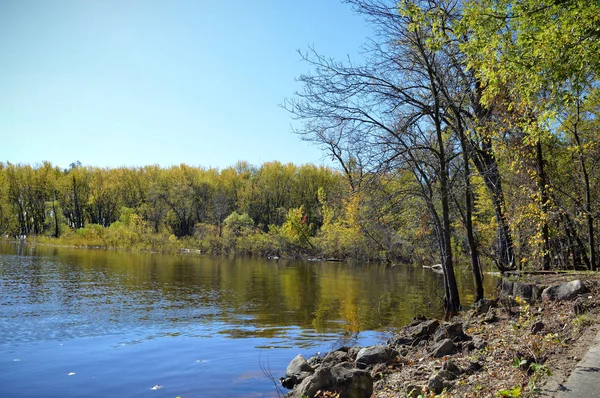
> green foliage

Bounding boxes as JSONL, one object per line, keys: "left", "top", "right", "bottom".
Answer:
{"left": 496, "top": 386, "right": 521, "bottom": 397}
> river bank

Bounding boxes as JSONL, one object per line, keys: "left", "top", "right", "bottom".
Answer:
{"left": 280, "top": 273, "right": 600, "bottom": 397}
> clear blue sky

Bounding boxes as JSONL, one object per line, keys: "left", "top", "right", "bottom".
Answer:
{"left": 0, "top": 0, "right": 371, "bottom": 170}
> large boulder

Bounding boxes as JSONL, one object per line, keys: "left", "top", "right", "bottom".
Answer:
{"left": 501, "top": 280, "right": 546, "bottom": 302}
{"left": 330, "top": 365, "right": 373, "bottom": 398}
{"left": 292, "top": 367, "right": 334, "bottom": 398}
{"left": 355, "top": 345, "right": 397, "bottom": 369}
{"left": 286, "top": 354, "right": 314, "bottom": 377}
{"left": 542, "top": 280, "right": 587, "bottom": 301}
{"left": 291, "top": 365, "right": 373, "bottom": 398}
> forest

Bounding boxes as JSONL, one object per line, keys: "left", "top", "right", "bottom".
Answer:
{"left": 2, "top": 0, "right": 599, "bottom": 313}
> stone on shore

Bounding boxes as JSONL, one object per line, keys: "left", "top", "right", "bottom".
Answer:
{"left": 286, "top": 354, "right": 314, "bottom": 377}
{"left": 355, "top": 345, "right": 397, "bottom": 369}
{"left": 542, "top": 280, "right": 587, "bottom": 301}
{"left": 431, "top": 338, "right": 456, "bottom": 358}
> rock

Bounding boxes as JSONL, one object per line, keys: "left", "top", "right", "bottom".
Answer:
{"left": 347, "top": 345, "right": 363, "bottom": 360}
{"left": 465, "top": 361, "right": 483, "bottom": 375}
{"left": 471, "top": 337, "right": 488, "bottom": 350}
{"left": 431, "top": 338, "right": 456, "bottom": 358}
{"left": 392, "top": 336, "right": 415, "bottom": 346}
{"left": 286, "top": 354, "right": 314, "bottom": 378}
{"left": 408, "top": 319, "right": 440, "bottom": 340}
{"left": 433, "top": 322, "right": 469, "bottom": 343}
{"left": 542, "top": 280, "right": 587, "bottom": 301}
{"left": 355, "top": 345, "right": 397, "bottom": 369}
{"left": 483, "top": 308, "right": 498, "bottom": 323}
{"left": 442, "top": 359, "right": 461, "bottom": 375}
{"left": 531, "top": 321, "right": 545, "bottom": 335}
{"left": 280, "top": 372, "right": 313, "bottom": 389}
{"left": 404, "top": 383, "right": 426, "bottom": 398}
{"left": 472, "top": 298, "right": 497, "bottom": 315}
{"left": 292, "top": 365, "right": 373, "bottom": 398}
{"left": 330, "top": 365, "right": 373, "bottom": 398}
{"left": 501, "top": 280, "right": 546, "bottom": 302}
{"left": 292, "top": 367, "right": 334, "bottom": 398}
{"left": 428, "top": 372, "right": 445, "bottom": 394}
{"left": 307, "top": 356, "right": 323, "bottom": 368}
{"left": 323, "top": 350, "right": 351, "bottom": 366}
{"left": 437, "top": 369, "right": 458, "bottom": 381}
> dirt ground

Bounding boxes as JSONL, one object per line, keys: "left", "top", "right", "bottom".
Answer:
{"left": 371, "top": 274, "right": 600, "bottom": 398}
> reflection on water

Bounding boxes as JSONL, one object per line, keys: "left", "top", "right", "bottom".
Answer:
{"left": 0, "top": 243, "right": 497, "bottom": 397}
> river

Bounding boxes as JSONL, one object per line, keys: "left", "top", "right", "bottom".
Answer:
{"left": 0, "top": 243, "right": 497, "bottom": 397}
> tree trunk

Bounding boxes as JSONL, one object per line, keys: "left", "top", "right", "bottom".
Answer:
{"left": 471, "top": 138, "right": 515, "bottom": 271}
{"left": 536, "top": 139, "right": 551, "bottom": 270}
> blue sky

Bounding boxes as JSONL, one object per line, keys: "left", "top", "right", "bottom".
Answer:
{"left": 0, "top": 0, "right": 372, "bottom": 170}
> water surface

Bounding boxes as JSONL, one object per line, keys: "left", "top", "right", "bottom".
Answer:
{"left": 0, "top": 243, "right": 497, "bottom": 397}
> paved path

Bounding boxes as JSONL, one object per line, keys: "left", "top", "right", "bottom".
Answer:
{"left": 554, "top": 329, "right": 600, "bottom": 397}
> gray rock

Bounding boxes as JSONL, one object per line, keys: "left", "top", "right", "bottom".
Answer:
{"left": 465, "top": 361, "right": 484, "bottom": 375}
{"left": 471, "top": 337, "right": 488, "bottom": 350}
{"left": 307, "top": 355, "right": 323, "bottom": 368}
{"left": 442, "top": 359, "right": 461, "bottom": 375}
{"left": 286, "top": 354, "right": 314, "bottom": 378}
{"left": 472, "top": 298, "right": 497, "bottom": 315}
{"left": 542, "top": 280, "right": 587, "bottom": 301}
{"left": 404, "top": 383, "right": 426, "bottom": 398}
{"left": 512, "top": 282, "right": 533, "bottom": 301}
{"left": 431, "top": 338, "right": 456, "bottom": 358}
{"left": 501, "top": 280, "right": 546, "bottom": 302}
{"left": 281, "top": 371, "right": 313, "bottom": 389}
{"left": 437, "top": 369, "right": 458, "bottom": 381}
{"left": 483, "top": 308, "right": 498, "bottom": 323}
{"left": 330, "top": 365, "right": 373, "bottom": 398}
{"left": 347, "top": 345, "right": 362, "bottom": 360}
{"left": 355, "top": 345, "right": 397, "bottom": 369}
{"left": 433, "top": 322, "right": 469, "bottom": 343}
{"left": 428, "top": 372, "right": 445, "bottom": 394}
{"left": 292, "top": 367, "right": 334, "bottom": 398}
{"left": 323, "top": 350, "right": 350, "bottom": 366}
{"left": 408, "top": 319, "right": 440, "bottom": 340}
{"left": 392, "top": 336, "right": 415, "bottom": 346}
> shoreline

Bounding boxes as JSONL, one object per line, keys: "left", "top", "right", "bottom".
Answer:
{"left": 280, "top": 274, "right": 600, "bottom": 397}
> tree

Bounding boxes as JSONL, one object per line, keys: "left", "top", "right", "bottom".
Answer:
{"left": 461, "top": 0, "right": 600, "bottom": 269}
{"left": 285, "top": 0, "right": 466, "bottom": 313}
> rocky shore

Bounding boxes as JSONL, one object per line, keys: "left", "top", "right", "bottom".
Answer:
{"left": 280, "top": 274, "right": 600, "bottom": 397}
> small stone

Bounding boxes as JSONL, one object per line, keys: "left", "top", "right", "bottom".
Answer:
{"left": 483, "top": 308, "right": 498, "bottom": 323}
{"left": 531, "top": 321, "right": 545, "bottom": 335}
{"left": 431, "top": 338, "right": 456, "bottom": 358}
{"left": 428, "top": 373, "right": 445, "bottom": 394}
{"left": 404, "top": 383, "right": 426, "bottom": 398}
{"left": 408, "top": 319, "right": 440, "bottom": 340}
{"left": 465, "top": 361, "right": 483, "bottom": 374}
{"left": 442, "top": 359, "right": 461, "bottom": 375}
{"left": 437, "top": 369, "right": 458, "bottom": 381}
{"left": 348, "top": 345, "right": 363, "bottom": 360}
{"left": 323, "top": 350, "right": 350, "bottom": 366}
{"left": 433, "top": 322, "right": 469, "bottom": 343}
{"left": 472, "top": 337, "right": 488, "bottom": 350}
